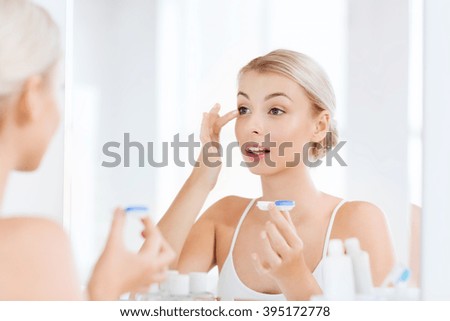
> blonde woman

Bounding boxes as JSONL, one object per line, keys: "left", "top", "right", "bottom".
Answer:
{"left": 0, "top": 0, "right": 174, "bottom": 300}
{"left": 158, "top": 49, "right": 396, "bottom": 300}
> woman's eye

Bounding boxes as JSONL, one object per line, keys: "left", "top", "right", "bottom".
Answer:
{"left": 269, "top": 107, "right": 285, "bottom": 115}
{"left": 238, "top": 106, "right": 250, "bottom": 115}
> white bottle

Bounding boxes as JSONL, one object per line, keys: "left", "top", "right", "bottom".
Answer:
{"left": 344, "top": 238, "right": 374, "bottom": 298}
{"left": 189, "top": 272, "right": 215, "bottom": 301}
{"left": 322, "top": 239, "right": 355, "bottom": 300}
{"left": 159, "top": 270, "right": 179, "bottom": 300}
{"left": 168, "top": 274, "right": 191, "bottom": 301}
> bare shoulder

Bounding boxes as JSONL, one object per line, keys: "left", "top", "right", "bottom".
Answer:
{"left": 199, "top": 195, "right": 252, "bottom": 226}
{"left": 332, "top": 201, "right": 390, "bottom": 237}
{"left": 0, "top": 216, "right": 69, "bottom": 245}
{"left": 0, "top": 217, "right": 80, "bottom": 300}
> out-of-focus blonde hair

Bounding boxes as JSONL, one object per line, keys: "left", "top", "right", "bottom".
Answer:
{"left": 0, "top": 0, "right": 60, "bottom": 121}
{"left": 239, "top": 49, "right": 338, "bottom": 160}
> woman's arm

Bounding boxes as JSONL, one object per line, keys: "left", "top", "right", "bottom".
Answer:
{"left": 176, "top": 205, "right": 217, "bottom": 273}
{"left": 157, "top": 169, "right": 213, "bottom": 269}
{"left": 157, "top": 104, "right": 238, "bottom": 268}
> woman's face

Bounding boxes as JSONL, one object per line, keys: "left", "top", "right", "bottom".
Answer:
{"left": 235, "top": 70, "right": 317, "bottom": 176}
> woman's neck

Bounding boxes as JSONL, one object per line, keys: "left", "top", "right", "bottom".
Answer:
{"left": 0, "top": 161, "right": 9, "bottom": 210}
{"left": 0, "top": 138, "right": 13, "bottom": 210}
{"left": 259, "top": 166, "right": 322, "bottom": 218}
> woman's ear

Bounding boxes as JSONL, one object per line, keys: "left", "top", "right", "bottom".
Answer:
{"left": 311, "top": 110, "right": 330, "bottom": 143}
{"left": 15, "top": 75, "right": 44, "bottom": 126}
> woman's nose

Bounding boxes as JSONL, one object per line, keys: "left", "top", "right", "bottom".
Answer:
{"left": 248, "top": 114, "right": 265, "bottom": 136}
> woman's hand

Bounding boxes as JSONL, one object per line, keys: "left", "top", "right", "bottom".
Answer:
{"left": 251, "top": 203, "right": 322, "bottom": 300}
{"left": 88, "top": 208, "right": 175, "bottom": 300}
{"left": 191, "top": 103, "right": 238, "bottom": 191}
{"left": 251, "top": 203, "right": 306, "bottom": 281}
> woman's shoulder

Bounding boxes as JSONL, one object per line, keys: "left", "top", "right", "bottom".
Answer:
{"left": 332, "top": 200, "right": 390, "bottom": 239}
{"left": 339, "top": 200, "right": 386, "bottom": 218}
{"left": 0, "top": 216, "right": 71, "bottom": 265}
{"left": 0, "top": 216, "right": 80, "bottom": 299}
{"left": 0, "top": 216, "right": 68, "bottom": 242}
{"left": 200, "top": 195, "right": 253, "bottom": 226}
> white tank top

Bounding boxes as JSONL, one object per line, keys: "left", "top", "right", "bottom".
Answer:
{"left": 217, "top": 198, "right": 346, "bottom": 301}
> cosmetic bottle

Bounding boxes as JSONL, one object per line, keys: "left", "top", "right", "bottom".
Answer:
{"left": 168, "top": 274, "right": 191, "bottom": 301}
{"left": 159, "top": 270, "right": 179, "bottom": 300}
{"left": 189, "top": 272, "right": 215, "bottom": 301}
{"left": 323, "top": 239, "right": 355, "bottom": 300}
{"left": 344, "top": 237, "right": 374, "bottom": 298}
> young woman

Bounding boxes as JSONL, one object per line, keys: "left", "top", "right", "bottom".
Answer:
{"left": 0, "top": 0, "right": 174, "bottom": 300}
{"left": 158, "top": 49, "right": 396, "bottom": 300}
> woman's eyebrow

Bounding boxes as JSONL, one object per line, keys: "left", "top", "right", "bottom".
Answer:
{"left": 237, "top": 91, "right": 249, "bottom": 99}
{"left": 237, "top": 91, "right": 292, "bottom": 102}
{"left": 264, "top": 92, "right": 293, "bottom": 102}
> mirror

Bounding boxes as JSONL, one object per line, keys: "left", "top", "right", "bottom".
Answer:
{"left": 69, "top": 0, "right": 422, "bottom": 296}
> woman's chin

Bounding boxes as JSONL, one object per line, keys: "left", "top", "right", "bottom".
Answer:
{"left": 245, "top": 161, "right": 281, "bottom": 176}
{"left": 16, "top": 155, "right": 44, "bottom": 172}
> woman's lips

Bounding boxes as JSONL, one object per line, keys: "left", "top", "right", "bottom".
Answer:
{"left": 242, "top": 142, "right": 270, "bottom": 161}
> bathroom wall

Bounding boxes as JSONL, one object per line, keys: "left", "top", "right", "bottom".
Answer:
{"left": 346, "top": 0, "right": 410, "bottom": 264}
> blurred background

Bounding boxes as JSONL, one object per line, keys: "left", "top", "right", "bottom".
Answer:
{"left": 3, "top": 0, "right": 429, "bottom": 296}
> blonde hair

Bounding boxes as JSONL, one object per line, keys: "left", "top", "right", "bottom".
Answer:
{"left": 0, "top": 0, "right": 60, "bottom": 120}
{"left": 239, "top": 49, "right": 338, "bottom": 160}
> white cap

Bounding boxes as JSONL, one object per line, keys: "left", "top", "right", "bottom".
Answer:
{"left": 344, "top": 237, "right": 361, "bottom": 255}
{"left": 189, "top": 272, "right": 208, "bottom": 294}
{"left": 169, "top": 274, "right": 190, "bottom": 296}
{"left": 328, "top": 239, "right": 344, "bottom": 256}
{"left": 159, "top": 270, "right": 179, "bottom": 293}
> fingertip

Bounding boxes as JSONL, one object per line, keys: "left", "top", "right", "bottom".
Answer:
{"left": 282, "top": 210, "right": 292, "bottom": 219}
{"left": 114, "top": 206, "right": 125, "bottom": 215}
{"left": 268, "top": 203, "right": 278, "bottom": 216}
{"left": 140, "top": 215, "right": 152, "bottom": 222}
{"left": 113, "top": 207, "right": 126, "bottom": 223}
{"left": 227, "top": 110, "right": 239, "bottom": 119}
